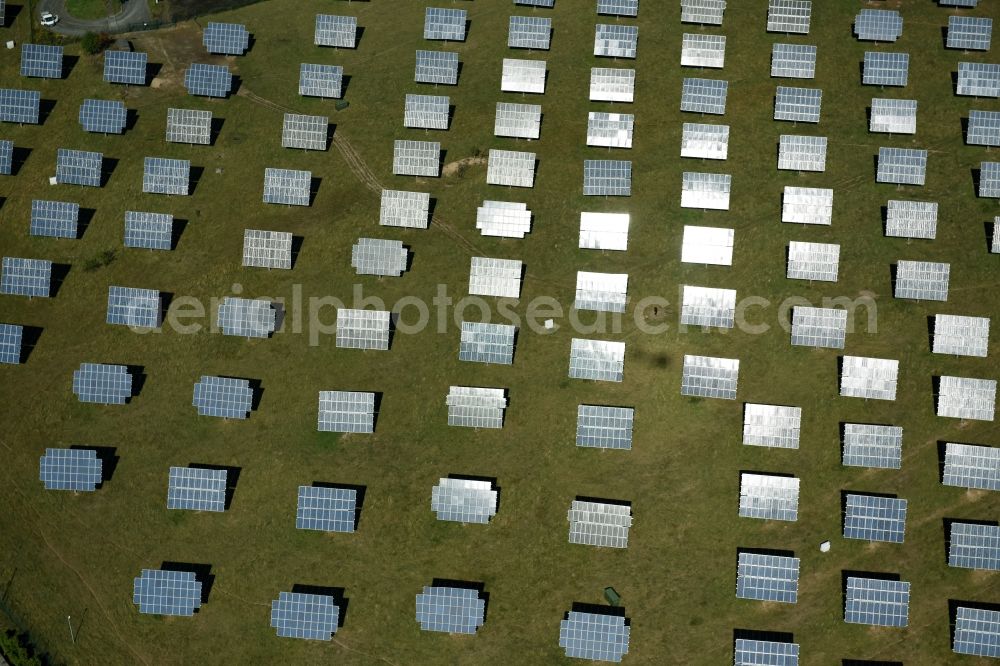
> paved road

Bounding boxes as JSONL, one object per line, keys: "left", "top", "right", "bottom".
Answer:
{"left": 36, "top": 0, "right": 151, "bottom": 36}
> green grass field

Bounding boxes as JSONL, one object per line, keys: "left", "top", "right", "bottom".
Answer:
{"left": 1, "top": 1, "right": 998, "bottom": 664}
{"left": 65, "top": 0, "right": 122, "bottom": 21}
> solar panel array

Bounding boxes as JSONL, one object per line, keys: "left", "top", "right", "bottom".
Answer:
{"left": 843, "top": 494, "right": 908, "bottom": 543}
{"left": 771, "top": 43, "right": 816, "bottom": 79}
{"left": 446, "top": 386, "right": 507, "bottom": 429}
{"left": 103, "top": 50, "right": 147, "bottom": 85}
{"left": 937, "top": 375, "right": 996, "bottom": 421}
{"left": 270, "top": 592, "right": 340, "bottom": 641}
{"left": 315, "top": 14, "right": 357, "bottom": 48}
{"left": 943, "top": 442, "right": 1000, "bottom": 490}
{"left": 143, "top": 157, "right": 190, "bottom": 195}
{"left": 778, "top": 135, "right": 827, "bottom": 172}
{"left": 953, "top": 607, "right": 1000, "bottom": 658}
{"left": 568, "top": 500, "right": 632, "bottom": 548}
{"left": 844, "top": 577, "right": 910, "bottom": 627}
{"left": 133, "top": 570, "right": 202, "bottom": 616}
{"left": 681, "top": 225, "right": 734, "bottom": 265}
{"left": 0, "top": 257, "right": 51, "bottom": 297}
{"left": 203, "top": 22, "right": 249, "bottom": 55}
{"left": 469, "top": 257, "right": 523, "bottom": 298}
{"left": 107, "top": 286, "right": 160, "bottom": 328}
{"left": 680, "top": 285, "right": 736, "bottom": 329}
{"left": 79, "top": 99, "right": 127, "bottom": 134}
{"left": 336, "top": 309, "right": 391, "bottom": 350}
{"left": 393, "top": 140, "right": 440, "bottom": 177}
{"left": 559, "top": 610, "right": 631, "bottom": 663}
{"left": 734, "top": 639, "right": 800, "bottom": 666}
{"left": 680, "top": 77, "right": 728, "bottom": 114}
{"left": 947, "top": 16, "right": 992, "bottom": 51}
{"left": 296, "top": 485, "right": 357, "bottom": 532}
{"left": 39, "top": 448, "right": 102, "bottom": 491}
{"left": 414, "top": 50, "right": 459, "bottom": 85}
{"left": 217, "top": 297, "right": 276, "bottom": 338}
{"left": 583, "top": 160, "right": 632, "bottom": 196}
{"left": 681, "top": 0, "right": 726, "bottom": 26}
{"left": 598, "top": 0, "right": 638, "bottom": 17}
{"left": 786, "top": 240, "right": 840, "bottom": 282}
{"left": 415, "top": 586, "right": 485, "bottom": 634}
{"left": 495, "top": 102, "right": 541, "bottom": 139}
{"left": 20, "top": 43, "right": 62, "bottom": 79}
{"left": 263, "top": 168, "right": 311, "bottom": 206}
{"left": 681, "top": 123, "right": 729, "bottom": 159}
{"left": 351, "top": 238, "right": 408, "bottom": 277}
{"left": 317, "top": 391, "right": 375, "bottom": 433}
{"left": 0, "top": 323, "right": 23, "bottom": 365}
{"left": 404, "top": 94, "right": 449, "bottom": 130}
{"left": 590, "top": 68, "right": 635, "bottom": 102}
{"left": 243, "top": 229, "right": 292, "bottom": 269}
{"left": 166, "top": 108, "right": 212, "bottom": 145}
{"left": 579, "top": 212, "right": 630, "bottom": 251}
{"left": 842, "top": 423, "right": 903, "bottom": 469}
{"left": 774, "top": 86, "right": 821, "bottom": 123}
{"left": 982, "top": 161, "right": 1000, "bottom": 198}
{"left": 735, "top": 552, "right": 800, "bottom": 603}
{"left": 0, "top": 89, "right": 40, "bottom": 124}
{"left": 877, "top": 147, "right": 928, "bottom": 186}
{"left": 854, "top": 9, "right": 903, "bottom": 42}
{"left": 790, "top": 306, "right": 847, "bottom": 349}
{"left": 575, "top": 272, "right": 628, "bottom": 314}
{"left": 586, "top": 112, "right": 633, "bottom": 149}
{"left": 739, "top": 473, "right": 799, "bottom": 521}
{"left": 501, "top": 58, "right": 546, "bottom": 94}
{"left": 949, "top": 523, "right": 1000, "bottom": 571}
{"left": 281, "top": 113, "right": 327, "bottom": 151}
{"left": 782, "top": 187, "right": 832, "bottom": 225}
{"left": 72, "top": 363, "right": 132, "bottom": 404}
{"left": 167, "top": 467, "right": 227, "bottom": 512}
{"left": 380, "top": 190, "right": 430, "bottom": 229}
{"left": 840, "top": 356, "right": 899, "bottom": 401}
{"left": 863, "top": 52, "right": 909, "bottom": 87}
{"left": 894, "top": 260, "right": 950, "bottom": 301}
{"left": 681, "top": 33, "right": 726, "bottom": 69}
{"left": 508, "top": 15, "right": 551, "bottom": 50}
{"left": 968, "top": 110, "right": 1000, "bottom": 147}
{"left": 576, "top": 405, "right": 634, "bottom": 450}
{"left": 886, "top": 200, "right": 937, "bottom": 238}
{"left": 424, "top": 7, "right": 466, "bottom": 41}
{"left": 681, "top": 172, "right": 731, "bottom": 210}
{"left": 933, "top": 314, "right": 989, "bottom": 357}
{"left": 680, "top": 354, "right": 740, "bottom": 400}
{"left": 30, "top": 199, "right": 79, "bottom": 238}
{"left": 299, "top": 63, "right": 343, "bottom": 98}
{"left": 0, "top": 139, "right": 10, "bottom": 175}
{"left": 956, "top": 62, "right": 1000, "bottom": 97}
{"left": 767, "top": 0, "right": 811, "bottom": 34}
{"left": 516, "top": 0, "right": 555, "bottom": 6}
{"left": 56, "top": 149, "right": 102, "bottom": 188}
{"left": 431, "top": 478, "right": 498, "bottom": 524}
{"left": 459, "top": 322, "right": 516, "bottom": 365}
{"left": 594, "top": 24, "right": 638, "bottom": 59}
{"left": 477, "top": 201, "right": 532, "bottom": 238}
{"left": 192, "top": 376, "right": 253, "bottom": 419}
{"left": 870, "top": 98, "right": 917, "bottom": 134}
{"left": 743, "top": 404, "right": 801, "bottom": 449}
{"left": 184, "top": 63, "right": 233, "bottom": 97}
{"left": 569, "top": 338, "right": 626, "bottom": 383}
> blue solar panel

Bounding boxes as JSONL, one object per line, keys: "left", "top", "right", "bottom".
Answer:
{"left": 133, "top": 570, "right": 202, "bottom": 616}
{"left": 0, "top": 323, "right": 22, "bottom": 364}
{"left": 103, "top": 50, "right": 147, "bottom": 85}
{"left": 559, "top": 611, "right": 631, "bottom": 662}
{"left": 415, "top": 586, "right": 485, "bottom": 634}
{"left": 20, "top": 43, "right": 62, "bottom": 79}
{"left": 0, "top": 257, "right": 51, "bottom": 297}
{"left": 736, "top": 552, "right": 800, "bottom": 603}
{"left": 296, "top": 486, "right": 357, "bottom": 533}
{"left": 107, "top": 286, "right": 160, "bottom": 328}
{"left": 844, "top": 577, "right": 910, "bottom": 627}
{"left": 72, "top": 363, "right": 132, "bottom": 404}
{"left": 143, "top": 157, "right": 190, "bottom": 195}
{"left": 184, "top": 63, "right": 232, "bottom": 97}
{"left": 56, "top": 149, "right": 102, "bottom": 187}
{"left": 39, "top": 448, "right": 102, "bottom": 491}
{"left": 0, "top": 139, "right": 11, "bottom": 175}
{"left": 271, "top": 592, "right": 340, "bottom": 640}
{"left": 124, "top": 211, "right": 173, "bottom": 250}
{"left": 0, "top": 88, "right": 40, "bottom": 124}
{"left": 954, "top": 606, "right": 1000, "bottom": 658}
{"left": 30, "top": 200, "right": 79, "bottom": 238}
{"left": 204, "top": 22, "right": 249, "bottom": 55}
{"left": 79, "top": 99, "right": 127, "bottom": 134}
{"left": 192, "top": 376, "right": 253, "bottom": 419}
{"left": 167, "top": 467, "right": 227, "bottom": 512}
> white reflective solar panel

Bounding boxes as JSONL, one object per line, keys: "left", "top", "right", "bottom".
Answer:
{"left": 380, "top": 189, "right": 430, "bottom": 229}
{"left": 947, "top": 16, "right": 992, "bottom": 51}
{"left": 133, "top": 570, "right": 202, "bottom": 616}
{"left": 943, "top": 442, "right": 1000, "bottom": 490}
{"left": 217, "top": 297, "right": 276, "bottom": 338}
{"left": 271, "top": 591, "right": 340, "bottom": 641}
{"left": 315, "top": 14, "right": 357, "bottom": 48}
{"left": 559, "top": 610, "right": 631, "bottom": 662}
{"left": 143, "top": 157, "right": 190, "bottom": 195}
{"left": 894, "top": 260, "right": 949, "bottom": 301}
{"left": 870, "top": 98, "right": 917, "bottom": 134}
{"left": 590, "top": 68, "right": 635, "bottom": 102}
{"left": 587, "top": 112, "right": 634, "bottom": 148}
{"left": 583, "top": 159, "right": 631, "bottom": 196}
{"left": 282, "top": 113, "right": 328, "bottom": 151}
{"left": 203, "top": 22, "right": 249, "bottom": 55}
{"left": 459, "top": 321, "right": 516, "bottom": 365}
{"left": 415, "top": 587, "right": 485, "bottom": 634}
{"left": 424, "top": 7, "right": 467, "bottom": 41}
{"left": 681, "top": 0, "right": 726, "bottom": 25}
{"left": 469, "top": 256, "right": 522, "bottom": 298}
{"left": 0, "top": 89, "right": 40, "bottom": 124}
{"left": 863, "top": 52, "right": 909, "bottom": 87}
{"left": 681, "top": 172, "right": 731, "bottom": 209}
{"left": 767, "top": 0, "right": 811, "bottom": 34}
{"left": 736, "top": 552, "right": 800, "bottom": 603}
{"left": 774, "top": 86, "right": 821, "bottom": 123}
{"left": 20, "top": 43, "right": 62, "bottom": 79}
{"left": 405, "top": 94, "right": 449, "bottom": 130}
{"left": 933, "top": 314, "right": 989, "bottom": 357}
{"left": 107, "top": 286, "right": 160, "bottom": 328}
{"left": 842, "top": 423, "right": 903, "bottom": 469}
{"left": 508, "top": 15, "right": 551, "bottom": 50}
{"left": 771, "top": 43, "right": 817, "bottom": 79}
{"left": 415, "top": 50, "right": 459, "bottom": 85}
{"left": 681, "top": 77, "right": 728, "bottom": 114}
{"left": 501, "top": 58, "right": 546, "bottom": 94}
{"left": 0, "top": 140, "right": 10, "bottom": 175}
{"left": 598, "top": 0, "right": 638, "bottom": 16}
{"left": 517, "top": 0, "right": 555, "bottom": 5}
{"left": 317, "top": 390, "right": 375, "bottom": 433}
{"left": 72, "top": 363, "right": 132, "bottom": 404}
{"left": 575, "top": 271, "right": 628, "bottom": 314}
{"left": 568, "top": 500, "right": 632, "bottom": 548}
{"left": 495, "top": 102, "right": 542, "bottom": 139}
{"left": 886, "top": 200, "right": 936, "bottom": 238}
{"left": 787, "top": 240, "right": 839, "bottom": 282}
{"left": 336, "top": 309, "right": 391, "bottom": 350}
{"left": 681, "top": 225, "right": 733, "bottom": 265}
{"left": 953, "top": 607, "right": 1000, "bottom": 658}
{"left": 681, "top": 285, "right": 736, "bottom": 329}
{"left": 941, "top": 0, "right": 979, "bottom": 5}
{"left": 431, "top": 478, "right": 498, "bottom": 524}
{"left": 184, "top": 63, "right": 232, "bottom": 98}
{"left": 949, "top": 523, "right": 1000, "bottom": 571}
{"left": 840, "top": 356, "right": 899, "bottom": 401}
{"left": 877, "top": 147, "right": 927, "bottom": 185}
{"left": 594, "top": 24, "right": 638, "bottom": 58}
{"left": 844, "top": 494, "right": 907, "bottom": 543}
{"left": 351, "top": 238, "right": 408, "bottom": 276}
{"left": 957, "top": 62, "right": 1000, "bottom": 97}
{"left": 778, "top": 135, "right": 827, "bottom": 171}
{"left": 192, "top": 376, "right": 253, "bottom": 419}
{"left": 165, "top": 108, "right": 211, "bottom": 145}
{"left": 681, "top": 33, "right": 725, "bottom": 68}
{"left": 734, "top": 639, "right": 800, "bottom": 666}
{"left": 487, "top": 149, "right": 535, "bottom": 188}
{"left": 243, "top": 229, "right": 292, "bottom": 269}
{"left": 39, "top": 448, "right": 102, "bottom": 491}
{"left": 576, "top": 405, "right": 634, "bottom": 450}
{"left": 579, "top": 212, "right": 630, "bottom": 251}
{"left": 393, "top": 140, "right": 440, "bottom": 177}
{"left": 681, "top": 123, "right": 728, "bottom": 159}
{"left": 79, "top": 99, "right": 126, "bottom": 134}
{"left": 446, "top": 386, "right": 507, "bottom": 429}
{"left": 299, "top": 63, "right": 343, "bottom": 98}
{"left": 968, "top": 110, "right": 1000, "bottom": 147}
{"left": 0, "top": 257, "right": 51, "bottom": 297}
{"left": 982, "top": 162, "right": 1000, "bottom": 198}
{"left": 782, "top": 187, "right": 832, "bottom": 225}
{"left": 854, "top": 9, "right": 903, "bottom": 42}
{"left": 681, "top": 354, "right": 739, "bottom": 399}
{"left": 296, "top": 485, "right": 357, "bottom": 532}
{"left": 476, "top": 200, "right": 532, "bottom": 238}
{"left": 743, "top": 404, "right": 801, "bottom": 449}
{"left": 844, "top": 577, "right": 910, "bottom": 627}
{"left": 569, "top": 338, "right": 626, "bottom": 383}
{"left": 790, "top": 306, "right": 846, "bottom": 349}
{"left": 167, "top": 467, "right": 226, "bottom": 512}
{"left": 30, "top": 199, "right": 79, "bottom": 238}
{"left": 263, "top": 167, "right": 311, "bottom": 206}
{"left": 55, "top": 149, "right": 102, "bottom": 187}
{"left": 739, "top": 473, "right": 799, "bottom": 521}
{"left": 0, "top": 323, "right": 23, "bottom": 365}
{"left": 103, "top": 50, "right": 147, "bottom": 85}
{"left": 938, "top": 376, "right": 996, "bottom": 421}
